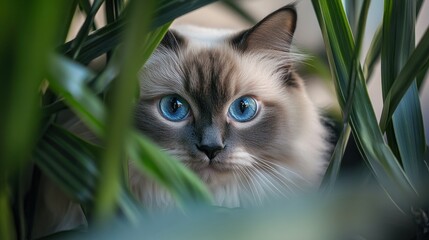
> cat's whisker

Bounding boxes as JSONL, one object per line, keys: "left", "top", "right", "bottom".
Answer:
{"left": 262, "top": 166, "right": 298, "bottom": 195}
{"left": 254, "top": 156, "right": 310, "bottom": 184}
{"left": 247, "top": 167, "right": 271, "bottom": 197}
{"left": 236, "top": 166, "right": 260, "bottom": 206}
{"left": 254, "top": 160, "right": 299, "bottom": 190}
{"left": 250, "top": 156, "right": 304, "bottom": 193}
{"left": 163, "top": 149, "right": 187, "bottom": 155}
{"left": 261, "top": 165, "right": 303, "bottom": 193}
{"left": 231, "top": 167, "right": 248, "bottom": 204}
{"left": 242, "top": 166, "right": 264, "bottom": 206}
{"left": 251, "top": 164, "right": 290, "bottom": 199}
{"left": 232, "top": 166, "right": 251, "bottom": 204}
{"left": 236, "top": 166, "right": 258, "bottom": 206}
{"left": 260, "top": 163, "right": 297, "bottom": 194}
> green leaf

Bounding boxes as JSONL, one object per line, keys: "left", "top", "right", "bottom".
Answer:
{"left": 312, "top": 0, "right": 416, "bottom": 211}
{"left": 105, "top": 0, "right": 124, "bottom": 60}
{"left": 363, "top": 1, "right": 425, "bottom": 81}
{"left": 0, "top": 0, "right": 76, "bottom": 238}
{"left": 392, "top": 85, "right": 428, "bottom": 194}
{"left": 93, "top": 0, "right": 159, "bottom": 220}
{"left": 47, "top": 54, "right": 105, "bottom": 136}
{"left": 380, "top": 0, "right": 428, "bottom": 194}
{"left": 151, "top": 0, "right": 217, "bottom": 28}
{"left": 60, "top": 19, "right": 125, "bottom": 64}
{"left": 321, "top": 125, "right": 351, "bottom": 192}
{"left": 35, "top": 125, "right": 99, "bottom": 203}
{"left": 60, "top": 0, "right": 217, "bottom": 64}
{"left": 321, "top": 0, "right": 370, "bottom": 191}
{"left": 0, "top": 0, "right": 74, "bottom": 176}
{"left": 379, "top": 27, "right": 429, "bottom": 130}
{"left": 105, "top": 0, "right": 124, "bottom": 24}
{"left": 363, "top": 25, "right": 381, "bottom": 80}
{"left": 354, "top": 0, "right": 371, "bottom": 57}
{"left": 127, "top": 132, "right": 212, "bottom": 206}
{"left": 416, "top": 59, "right": 429, "bottom": 90}
{"left": 0, "top": 178, "right": 15, "bottom": 240}
{"left": 78, "top": 0, "right": 98, "bottom": 31}
{"left": 380, "top": 1, "right": 415, "bottom": 103}
{"left": 70, "top": 0, "right": 104, "bottom": 59}
{"left": 34, "top": 125, "right": 143, "bottom": 222}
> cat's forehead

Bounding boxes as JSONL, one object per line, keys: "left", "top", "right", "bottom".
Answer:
{"left": 183, "top": 45, "right": 287, "bottom": 110}
{"left": 181, "top": 48, "right": 238, "bottom": 113}
{"left": 140, "top": 28, "right": 289, "bottom": 115}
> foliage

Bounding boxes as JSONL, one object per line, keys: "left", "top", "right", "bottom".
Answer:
{"left": 0, "top": 0, "right": 428, "bottom": 239}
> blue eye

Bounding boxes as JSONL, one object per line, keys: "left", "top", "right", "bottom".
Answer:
{"left": 159, "top": 95, "right": 190, "bottom": 121}
{"left": 228, "top": 96, "right": 258, "bottom": 122}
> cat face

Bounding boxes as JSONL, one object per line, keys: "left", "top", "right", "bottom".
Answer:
{"left": 134, "top": 5, "right": 327, "bottom": 205}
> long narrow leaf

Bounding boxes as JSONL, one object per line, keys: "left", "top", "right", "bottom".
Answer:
{"left": 363, "top": 2, "right": 425, "bottom": 81}
{"left": 354, "top": 0, "right": 370, "bottom": 57}
{"left": 78, "top": 0, "right": 98, "bottom": 31}
{"left": 105, "top": 0, "right": 124, "bottom": 24}
{"left": 105, "top": 0, "right": 124, "bottom": 60}
{"left": 416, "top": 59, "right": 429, "bottom": 90}
{"left": 128, "top": 132, "right": 212, "bottom": 206}
{"left": 322, "top": 0, "right": 370, "bottom": 190}
{"left": 60, "top": 0, "right": 216, "bottom": 64}
{"left": 47, "top": 54, "right": 105, "bottom": 136}
{"left": 379, "top": 27, "right": 429, "bottom": 130}
{"left": 380, "top": 1, "right": 427, "bottom": 194}
{"left": 363, "top": 25, "right": 381, "bottom": 80}
{"left": 94, "top": 0, "right": 158, "bottom": 220}
{"left": 0, "top": 183, "right": 15, "bottom": 240}
{"left": 380, "top": 0, "right": 415, "bottom": 102}
{"left": 1, "top": 2, "right": 72, "bottom": 235}
{"left": 70, "top": 0, "right": 104, "bottom": 59}
{"left": 392, "top": 85, "right": 428, "bottom": 192}
{"left": 34, "top": 125, "right": 143, "bottom": 223}
{"left": 0, "top": 0, "right": 73, "bottom": 176}
{"left": 34, "top": 125, "right": 99, "bottom": 203}
{"left": 321, "top": 125, "right": 351, "bottom": 192}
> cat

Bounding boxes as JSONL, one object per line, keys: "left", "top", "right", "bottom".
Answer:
{"left": 129, "top": 4, "right": 328, "bottom": 208}
{"left": 31, "top": 4, "right": 329, "bottom": 238}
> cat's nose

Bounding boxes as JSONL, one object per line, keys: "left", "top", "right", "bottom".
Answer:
{"left": 196, "top": 144, "right": 224, "bottom": 160}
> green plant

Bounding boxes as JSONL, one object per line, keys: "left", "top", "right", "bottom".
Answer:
{"left": 0, "top": 0, "right": 428, "bottom": 239}
{"left": 315, "top": 0, "right": 429, "bottom": 206}
{"left": 1, "top": 1, "right": 215, "bottom": 239}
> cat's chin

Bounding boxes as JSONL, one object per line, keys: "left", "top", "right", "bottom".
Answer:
{"left": 186, "top": 160, "right": 237, "bottom": 172}
{"left": 197, "top": 166, "right": 235, "bottom": 186}
{"left": 184, "top": 161, "right": 238, "bottom": 184}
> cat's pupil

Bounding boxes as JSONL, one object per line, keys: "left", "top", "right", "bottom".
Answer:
{"left": 169, "top": 97, "right": 181, "bottom": 113}
{"left": 239, "top": 99, "right": 249, "bottom": 113}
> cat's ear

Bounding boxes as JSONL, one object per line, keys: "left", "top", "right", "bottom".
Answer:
{"left": 160, "top": 30, "right": 185, "bottom": 51}
{"left": 231, "top": 5, "right": 296, "bottom": 52}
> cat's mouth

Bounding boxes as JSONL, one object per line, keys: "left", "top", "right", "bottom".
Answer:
{"left": 184, "top": 159, "right": 235, "bottom": 173}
